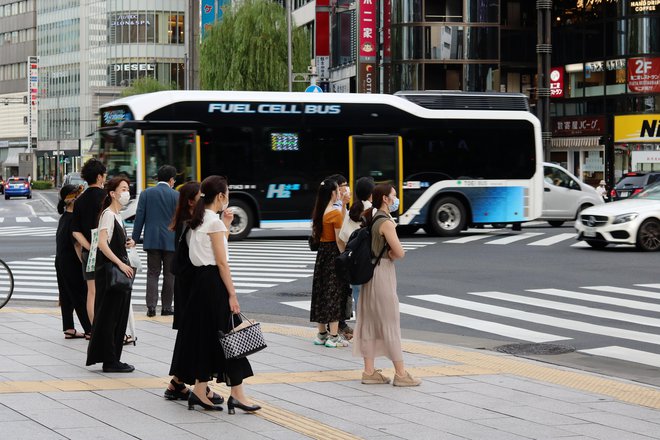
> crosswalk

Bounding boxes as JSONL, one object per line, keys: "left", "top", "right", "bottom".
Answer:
{"left": 282, "top": 283, "right": 660, "bottom": 369}
{"left": 0, "top": 239, "right": 434, "bottom": 304}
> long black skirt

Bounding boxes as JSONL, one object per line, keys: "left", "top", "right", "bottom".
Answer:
{"left": 310, "top": 241, "right": 351, "bottom": 323}
{"left": 169, "top": 265, "right": 253, "bottom": 386}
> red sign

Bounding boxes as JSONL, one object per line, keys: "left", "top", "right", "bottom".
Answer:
{"left": 550, "top": 67, "right": 564, "bottom": 98}
{"left": 552, "top": 116, "right": 606, "bottom": 136}
{"left": 315, "top": 0, "right": 330, "bottom": 57}
{"left": 628, "top": 57, "right": 660, "bottom": 93}
{"left": 359, "top": 0, "right": 376, "bottom": 60}
{"left": 359, "top": 63, "right": 375, "bottom": 94}
{"left": 382, "top": 0, "right": 391, "bottom": 60}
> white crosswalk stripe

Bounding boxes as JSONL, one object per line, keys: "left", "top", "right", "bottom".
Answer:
{"left": 281, "top": 282, "right": 660, "bottom": 368}
{"left": 1, "top": 239, "right": 433, "bottom": 304}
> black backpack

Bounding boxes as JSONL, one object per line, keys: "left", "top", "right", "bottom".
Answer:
{"left": 335, "top": 213, "right": 388, "bottom": 285}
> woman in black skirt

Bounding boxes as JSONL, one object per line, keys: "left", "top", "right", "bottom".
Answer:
{"left": 310, "top": 178, "right": 351, "bottom": 348}
{"left": 169, "top": 176, "right": 260, "bottom": 414}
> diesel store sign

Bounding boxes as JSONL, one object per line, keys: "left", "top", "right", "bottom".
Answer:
{"left": 112, "top": 63, "right": 155, "bottom": 72}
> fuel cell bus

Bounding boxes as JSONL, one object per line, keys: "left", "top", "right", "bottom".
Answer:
{"left": 97, "top": 90, "right": 543, "bottom": 239}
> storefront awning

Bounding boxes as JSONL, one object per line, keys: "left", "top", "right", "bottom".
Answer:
{"left": 551, "top": 136, "right": 602, "bottom": 148}
{"left": 1, "top": 148, "right": 22, "bottom": 167}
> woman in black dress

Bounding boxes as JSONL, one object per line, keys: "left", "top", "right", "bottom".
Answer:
{"left": 86, "top": 176, "right": 136, "bottom": 373}
{"left": 55, "top": 184, "right": 91, "bottom": 339}
{"left": 169, "top": 176, "right": 260, "bottom": 413}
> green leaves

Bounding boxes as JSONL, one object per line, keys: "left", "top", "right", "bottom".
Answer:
{"left": 200, "top": 0, "right": 311, "bottom": 91}
{"left": 120, "top": 77, "right": 174, "bottom": 97}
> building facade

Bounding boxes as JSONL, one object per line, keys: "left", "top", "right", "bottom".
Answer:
{"left": 0, "top": 0, "right": 36, "bottom": 178}
{"left": 36, "top": 0, "right": 189, "bottom": 183}
{"left": 550, "top": 0, "right": 660, "bottom": 186}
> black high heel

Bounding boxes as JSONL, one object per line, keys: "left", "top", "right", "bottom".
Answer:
{"left": 227, "top": 396, "right": 261, "bottom": 415}
{"left": 188, "top": 392, "right": 223, "bottom": 411}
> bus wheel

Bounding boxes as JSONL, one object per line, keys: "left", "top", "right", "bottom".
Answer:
{"left": 428, "top": 197, "right": 466, "bottom": 237}
{"left": 228, "top": 199, "right": 254, "bottom": 241}
{"left": 548, "top": 220, "right": 565, "bottom": 227}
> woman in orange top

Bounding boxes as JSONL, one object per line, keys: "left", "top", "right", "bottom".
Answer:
{"left": 310, "top": 178, "right": 351, "bottom": 347}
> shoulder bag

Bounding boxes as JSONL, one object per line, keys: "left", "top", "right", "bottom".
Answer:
{"left": 105, "top": 261, "right": 134, "bottom": 291}
{"left": 218, "top": 313, "right": 267, "bottom": 360}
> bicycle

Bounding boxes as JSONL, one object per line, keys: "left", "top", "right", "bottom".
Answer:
{"left": 0, "top": 258, "right": 14, "bottom": 309}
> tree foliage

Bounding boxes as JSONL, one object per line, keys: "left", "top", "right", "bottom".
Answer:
{"left": 120, "top": 77, "right": 174, "bottom": 97}
{"left": 200, "top": 0, "right": 311, "bottom": 91}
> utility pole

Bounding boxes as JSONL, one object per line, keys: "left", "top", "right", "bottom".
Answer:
{"left": 536, "top": 0, "right": 552, "bottom": 161}
{"left": 287, "top": 0, "right": 293, "bottom": 92}
{"left": 56, "top": 95, "right": 61, "bottom": 188}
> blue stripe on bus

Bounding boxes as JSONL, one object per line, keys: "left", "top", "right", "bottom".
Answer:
{"left": 460, "top": 186, "right": 525, "bottom": 223}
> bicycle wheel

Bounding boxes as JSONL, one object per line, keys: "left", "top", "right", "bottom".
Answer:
{"left": 0, "top": 259, "right": 14, "bottom": 309}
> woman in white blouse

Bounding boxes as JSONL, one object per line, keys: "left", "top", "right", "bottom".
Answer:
{"left": 169, "top": 176, "right": 260, "bottom": 414}
{"left": 86, "top": 176, "right": 136, "bottom": 373}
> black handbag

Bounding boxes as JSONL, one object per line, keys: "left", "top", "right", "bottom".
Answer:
{"left": 218, "top": 313, "right": 267, "bottom": 360}
{"left": 308, "top": 234, "right": 320, "bottom": 252}
{"left": 105, "top": 262, "right": 134, "bottom": 290}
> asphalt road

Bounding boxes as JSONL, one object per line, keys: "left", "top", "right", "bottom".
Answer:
{"left": 2, "top": 191, "right": 660, "bottom": 387}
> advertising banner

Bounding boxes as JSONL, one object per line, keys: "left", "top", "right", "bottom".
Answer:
{"left": 27, "top": 56, "right": 38, "bottom": 147}
{"left": 359, "top": 63, "right": 376, "bottom": 94}
{"left": 550, "top": 67, "right": 564, "bottom": 98}
{"left": 614, "top": 114, "right": 660, "bottom": 143}
{"left": 359, "top": 0, "right": 377, "bottom": 62}
{"left": 628, "top": 57, "right": 660, "bottom": 93}
{"left": 202, "top": 0, "right": 229, "bottom": 40}
{"left": 552, "top": 116, "right": 605, "bottom": 136}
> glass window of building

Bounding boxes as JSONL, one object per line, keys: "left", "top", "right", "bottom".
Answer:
{"left": 168, "top": 14, "right": 184, "bottom": 44}
{"left": 108, "top": 13, "right": 157, "bottom": 44}
{"left": 426, "top": 0, "right": 463, "bottom": 22}
{"left": 467, "top": 0, "right": 499, "bottom": 23}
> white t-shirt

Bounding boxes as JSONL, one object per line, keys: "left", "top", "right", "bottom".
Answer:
{"left": 338, "top": 200, "right": 373, "bottom": 243}
{"left": 188, "top": 209, "right": 228, "bottom": 266}
{"left": 98, "top": 208, "right": 124, "bottom": 242}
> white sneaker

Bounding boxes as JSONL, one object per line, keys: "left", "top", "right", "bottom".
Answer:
{"left": 313, "top": 332, "right": 329, "bottom": 345}
{"left": 325, "top": 334, "right": 350, "bottom": 348}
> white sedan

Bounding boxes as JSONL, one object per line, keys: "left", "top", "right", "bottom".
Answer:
{"left": 575, "top": 183, "right": 660, "bottom": 251}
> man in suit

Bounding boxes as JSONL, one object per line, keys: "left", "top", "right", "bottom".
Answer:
{"left": 132, "top": 165, "right": 179, "bottom": 317}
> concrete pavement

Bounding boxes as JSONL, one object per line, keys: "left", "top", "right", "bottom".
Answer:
{"left": 1, "top": 305, "right": 660, "bottom": 439}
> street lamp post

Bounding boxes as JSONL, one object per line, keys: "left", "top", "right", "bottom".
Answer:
{"left": 286, "top": 0, "right": 292, "bottom": 92}
{"left": 56, "top": 95, "right": 61, "bottom": 187}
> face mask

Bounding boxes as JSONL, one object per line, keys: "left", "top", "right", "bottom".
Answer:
{"left": 389, "top": 196, "right": 400, "bottom": 213}
{"left": 118, "top": 192, "right": 130, "bottom": 206}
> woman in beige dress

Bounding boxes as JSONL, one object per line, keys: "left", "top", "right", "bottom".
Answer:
{"left": 352, "top": 183, "right": 421, "bottom": 387}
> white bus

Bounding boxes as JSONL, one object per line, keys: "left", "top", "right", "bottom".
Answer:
{"left": 97, "top": 90, "right": 543, "bottom": 239}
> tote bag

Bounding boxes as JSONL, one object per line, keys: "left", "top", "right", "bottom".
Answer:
{"left": 218, "top": 313, "right": 267, "bottom": 360}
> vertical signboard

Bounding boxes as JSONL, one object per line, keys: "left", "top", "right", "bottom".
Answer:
{"left": 358, "top": 0, "right": 377, "bottom": 93}
{"left": 382, "top": 0, "right": 391, "bottom": 93}
{"left": 27, "top": 56, "right": 38, "bottom": 151}
{"left": 201, "top": 0, "right": 229, "bottom": 40}
{"left": 316, "top": 0, "right": 331, "bottom": 90}
{"left": 549, "top": 67, "right": 564, "bottom": 98}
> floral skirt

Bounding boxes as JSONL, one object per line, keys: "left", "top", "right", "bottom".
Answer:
{"left": 310, "top": 241, "right": 350, "bottom": 323}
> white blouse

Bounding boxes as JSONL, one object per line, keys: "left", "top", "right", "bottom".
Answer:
{"left": 98, "top": 208, "right": 123, "bottom": 242}
{"left": 188, "top": 209, "right": 228, "bottom": 266}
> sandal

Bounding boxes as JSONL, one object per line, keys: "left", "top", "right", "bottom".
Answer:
{"left": 164, "top": 379, "right": 190, "bottom": 401}
{"left": 64, "top": 329, "right": 86, "bottom": 339}
{"left": 123, "top": 334, "right": 137, "bottom": 346}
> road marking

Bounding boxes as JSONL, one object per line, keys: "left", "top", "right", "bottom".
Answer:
{"left": 580, "top": 346, "right": 660, "bottom": 369}
{"left": 637, "top": 284, "right": 660, "bottom": 289}
{"left": 486, "top": 232, "right": 544, "bottom": 245}
{"left": 570, "top": 241, "right": 590, "bottom": 247}
{"left": 528, "top": 288, "right": 660, "bottom": 312}
{"left": 39, "top": 216, "right": 57, "bottom": 222}
{"left": 16, "top": 217, "right": 30, "bottom": 222}
{"left": 281, "top": 300, "right": 570, "bottom": 343}
{"left": 582, "top": 285, "right": 660, "bottom": 300}
{"left": 411, "top": 294, "right": 660, "bottom": 346}
{"left": 444, "top": 234, "right": 496, "bottom": 244}
{"left": 0, "top": 217, "right": 3, "bottom": 222}
{"left": 527, "top": 233, "right": 577, "bottom": 246}
{"left": 469, "top": 291, "right": 660, "bottom": 328}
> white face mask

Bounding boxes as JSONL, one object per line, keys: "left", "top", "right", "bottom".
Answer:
{"left": 118, "top": 191, "right": 130, "bottom": 206}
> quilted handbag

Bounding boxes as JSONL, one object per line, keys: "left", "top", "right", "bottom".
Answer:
{"left": 218, "top": 313, "right": 267, "bottom": 360}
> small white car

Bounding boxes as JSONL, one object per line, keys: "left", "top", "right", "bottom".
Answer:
{"left": 539, "top": 162, "right": 605, "bottom": 227}
{"left": 575, "top": 182, "right": 660, "bottom": 251}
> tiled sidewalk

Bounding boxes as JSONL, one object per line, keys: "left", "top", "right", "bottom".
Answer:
{"left": 1, "top": 306, "right": 660, "bottom": 439}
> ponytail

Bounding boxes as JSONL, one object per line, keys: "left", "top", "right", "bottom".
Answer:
{"left": 348, "top": 199, "right": 365, "bottom": 223}
{"left": 57, "top": 199, "right": 65, "bottom": 215}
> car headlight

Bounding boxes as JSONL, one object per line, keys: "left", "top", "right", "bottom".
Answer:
{"left": 613, "top": 213, "right": 638, "bottom": 224}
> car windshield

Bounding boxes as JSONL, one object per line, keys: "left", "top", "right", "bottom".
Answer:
{"left": 632, "top": 182, "right": 660, "bottom": 200}
{"left": 9, "top": 178, "right": 26, "bottom": 183}
{"left": 615, "top": 175, "right": 646, "bottom": 188}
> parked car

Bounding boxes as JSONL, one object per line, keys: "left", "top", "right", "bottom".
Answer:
{"left": 538, "top": 162, "right": 605, "bottom": 227}
{"left": 610, "top": 171, "right": 660, "bottom": 201}
{"left": 63, "top": 172, "right": 87, "bottom": 188}
{"left": 4, "top": 177, "right": 32, "bottom": 200}
{"left": 575, "top": 182, "right": 660, "bottom": 251}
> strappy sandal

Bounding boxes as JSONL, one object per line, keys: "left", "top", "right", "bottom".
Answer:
{"left": 64, "top": 329, "right": 85, "bottom": 339}
{"left": 164, "top": 379, "right": 190, "bottom": 401}
{"left": 123, "top": 334, "right": 137, "bottom": 346}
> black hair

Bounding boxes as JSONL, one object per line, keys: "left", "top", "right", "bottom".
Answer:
{"left": 311, "top": 178, "right": 338, "bottom": 240}
{"left": 80, "top": 158, "right": 106, "bottom": 185}
{"left": 362, "top": 183, "right": 394, "bottom": 225}
{"left": 100, "top": 176, "right": 131, "bottom": 212}
{"left": 169, "top": 181, "right": 201, "bottom": 231}
{"left": 57, "top": 184, "right": 78, "bottom": 215}
{"left": 327, "top": 174, "right": 347, "bottom": 185}
{"left": 190, "top": 175, "right": 228, "bottom": 230}
{"left": 348, "top": 177, "right": 375, "bottom": 222}
{"left": 157, "top": 165, "right": 177, "bottom": 182}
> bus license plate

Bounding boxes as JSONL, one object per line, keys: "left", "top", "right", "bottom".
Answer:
{"left": 584, "top": 227, "right": 597, "bottom": 237}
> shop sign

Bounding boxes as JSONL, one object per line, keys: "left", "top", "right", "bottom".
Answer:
{"left": 628, "top": 57, "right": 660, "bottom": 93}
{"left": 629, "top": 0, "right": 659, "bottom": 13}
{"left": 552, "top": 116, "right": 605, "bottom": 136}
{"left": 614, "top": 114, "right": 660, "bottom": 143}
{"left": 631, "top": 151, "right": 660, "bottom": 170}
{"left": 550, "top": 67, "right": 564, "bottom": 98}
{"left": 359, "top": 0, "right": 377, "bottom": 61}
{"left": 359, "top": 63, "right": 375, "bottom": 94}
{"left": 112, "top": 63, "right": 155, "bottom": 72}
{"left": 332, "top": 78, "right": 351, "bottom": 93}
{"left": 110, "top": 14, "right": 151, "bottom": 27}
{"left": 606, "top": 59, "right": 626, "bottom": 71}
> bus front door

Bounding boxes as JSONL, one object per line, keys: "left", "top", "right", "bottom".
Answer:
{"left": 349, "top": 135, "right": 403, "bottom": 215}
{"left": 142, "top": 131, "right": 200, "bottom": 189}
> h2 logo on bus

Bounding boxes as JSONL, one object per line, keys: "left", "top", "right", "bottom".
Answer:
{"left": 266, "top": 183, "right": 301, "bottom": 199}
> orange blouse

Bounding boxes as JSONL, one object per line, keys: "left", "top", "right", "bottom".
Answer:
{"left": 320, "top": 209, "right": 343, "bottom": 242}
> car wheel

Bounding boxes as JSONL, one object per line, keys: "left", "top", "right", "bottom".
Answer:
{"left": 635, "top": 219, "right": 660, "bottom": 252}
{"left": 227, "top": 199, "right": 254, "bottom": 241}
{"left": 586, "top": 240, "right": 607, "bottom": 249}
{"left": 548, "top": 221, "right": 565, "bottom": 227}
{"left": 27, "top": 194, "right": 32, "bottom": 199}
{"left": 427, "top": 196, "right": 467, "bottom": 237}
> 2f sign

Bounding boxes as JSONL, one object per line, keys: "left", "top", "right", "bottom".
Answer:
{"left": 635, "top": 59, "right": 653, "bottom": 75}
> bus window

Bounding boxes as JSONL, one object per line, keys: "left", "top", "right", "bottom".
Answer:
{"left": 144, "top": 132, "right": 197, "bottom": 187}
{"left": 100, "top": 130, "right": 137, "bottom": 184}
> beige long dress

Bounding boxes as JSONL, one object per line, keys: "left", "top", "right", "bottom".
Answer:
{"left": 352, "top": 215, "right": 403, "bottom": 362}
